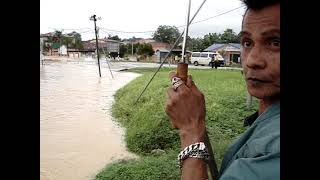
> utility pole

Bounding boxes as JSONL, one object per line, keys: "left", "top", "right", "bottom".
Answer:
{"left": 40, "top": 38, "right": 44, "bottom": 66}
{"left": 90, "top": 15, "right": 102, "bottom": 77}
{"left": 131, "top": 41, "right": 133, "bottom": 56}
{"left": 59, "top": 29, "right": 64, "bottom": 56}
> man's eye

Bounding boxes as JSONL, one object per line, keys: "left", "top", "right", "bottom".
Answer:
{"left": 270, "top": 39, "right": 280, "bottom": 47}
{"left": 243, "top": 41, "right": 252, "bottom": 48}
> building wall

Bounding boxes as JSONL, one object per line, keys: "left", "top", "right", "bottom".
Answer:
{"left": 107, "top": 42, "right": 120, "bottom": 53}
{"left": 83, "top": 39, "right": 120, "bottom": 53}
{"left": 223, "top": 51, "right": 241, "bottom": 65}
{"left": 205, "top": 44, "right": 241, "bottom": 65}
{"left": 135, "top": 39, "right": 155, "bottom": 44}
{"left": 68, "top": 52, "right": 81, "bottom": 58}
{"left": 150, "top": 42, "right": 171, "bottom": 52}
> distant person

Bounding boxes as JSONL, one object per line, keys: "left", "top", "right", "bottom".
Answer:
{"left": 214, "top": 55, "right": 219, "bottom": 69}
{"left": 210, "top": 55, "right": 215, "bottom": 68}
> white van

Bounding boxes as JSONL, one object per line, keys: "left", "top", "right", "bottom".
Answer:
{"left": 190, "top": 52, "right": 224, "bottom": 66}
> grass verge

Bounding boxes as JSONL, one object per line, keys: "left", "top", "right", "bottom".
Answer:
{"left": 96, "top": 67, "right": 258, "bottom": 180}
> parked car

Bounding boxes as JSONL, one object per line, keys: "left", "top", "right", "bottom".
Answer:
{"left": 190, "top": 52, "right": 224, "bottom": 66}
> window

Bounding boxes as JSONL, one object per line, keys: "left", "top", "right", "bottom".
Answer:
{"left": 192, "top": 53, "right": 200, "bottom": 57}
{"left": 201, "top": 53, "right": 208, "bottom": 58}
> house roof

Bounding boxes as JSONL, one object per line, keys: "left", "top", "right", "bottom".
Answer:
{"left": 171, "top": 49, "right": 192, "bottom": 53}
{"left": 229, "top": 43, "right": 241, "bottom": 49}
{"left": 204, "top": 43, "right": 225, "bottom": 51}
{"left": 204, "top": 43, "right": 240, "bottom": 51}
{"left": 156, "top": 48, "right": 170, "bottom": 52}
{"left": 40, "top": 32, "right": 55, "bottom": 37}
{"left": 83, "top": 39, "right": 121, "bottom": 44}
{"left": 155, "top": 48, "right": 192, "bottom": 53}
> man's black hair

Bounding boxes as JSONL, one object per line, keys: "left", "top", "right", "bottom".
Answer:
{"left": 242, "top": 0, "right": 280, "bottom": 10}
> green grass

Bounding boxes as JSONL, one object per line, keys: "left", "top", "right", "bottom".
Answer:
{"left": 96, "top": 150, "right": 180, "bottom": 180}
{"left": 96, "top": 68, "right": 258, "bottom": 180}
{"left": 225, "top": 63, "right": 242, "bottom": 68}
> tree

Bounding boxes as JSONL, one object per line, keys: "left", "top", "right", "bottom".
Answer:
{"left": 220, "top": 29, "right": 240, "bottom": 43}
{"left": 108, "top": 35, "right": 121, "bottom": 41}
{"left": 119, "top": 44, "right": 128, "bottom": 57}
{"left": 60, "top": 31, "right": 84, "bottom": 49}
{"left": 203, "top": 33, "right": 221, "bottom": 47}
{"left": 119, "top": 43, "right": 132, "bottom": 57}
{"left": 152, "top": 25, "right": 180, "bottom": 45}
{"left": 188, "top": 38, "right": 205, "bottom": 52}
{"left": 136, "top": 43, "right": 154, "bottom": 56}
{"left": 61, "top": 36, "right": 72, "bottom": 47}
{"left": 53, "top": 30, "right": 63, "bottom": 45}
{"left": 119, "top": 43, "right": 154, "bottom": 58}
{"left": 73, "top": 32, "right": 84, "bottom": 49}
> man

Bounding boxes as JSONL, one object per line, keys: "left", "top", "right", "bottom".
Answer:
{"left": 210, "top": 56, "right": 215, "bottom": 68}
{"left": 165, "top": 0, "right": 280, "bottom": 179}
{"left": 214, "top": 55, "right": 219, "bottom": 69}
{"left": 210, "top": 55, "right": 219, "bottom": 69}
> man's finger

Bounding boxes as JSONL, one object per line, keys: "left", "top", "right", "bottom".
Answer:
{"left": 169, "top": 71, "right": 177, "bottom": 80}
{"left": 176, "top": 82, "right": 189, "bottom": 92}
{"left": 166, "top": 88, "right": 175, "bottom": 99}
{"left": 186, "top": 75, "right": 195, "bottom": 88}
{"left": 186, "top": 75, "right": 201, "bottom": 91}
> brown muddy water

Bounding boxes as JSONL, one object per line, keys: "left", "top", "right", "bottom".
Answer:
{"left": 40, "top": 59, "right": 140, "bottom": 180}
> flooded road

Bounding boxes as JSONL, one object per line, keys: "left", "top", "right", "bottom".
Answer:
{"left": 40, "top": 59, "right": 140, "bottom": 180}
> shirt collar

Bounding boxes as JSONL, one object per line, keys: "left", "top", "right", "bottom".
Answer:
{"left": 243, "top": 111, "right": 259, "bottom": 127}
{"left": 243, "top": 101, "right": 280, "bottom": 127}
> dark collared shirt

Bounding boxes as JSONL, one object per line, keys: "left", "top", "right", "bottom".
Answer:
{"left": 243, "top": 111, "right": 259, "bottom": 127}
{"left": 219, "top": 102, "right": 280, "bottom": 180}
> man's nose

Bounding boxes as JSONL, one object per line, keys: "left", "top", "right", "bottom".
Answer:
{"left": 246, "top": 45, "right": 267, "bottom": 69}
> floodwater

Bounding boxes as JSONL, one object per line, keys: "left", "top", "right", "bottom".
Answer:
{"left": 40, "top": 58, "right": 140, "bottom": 180}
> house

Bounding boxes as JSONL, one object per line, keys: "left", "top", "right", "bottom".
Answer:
{"left": 154, "top": 48, "right": 170, "bottom": 63}
{"left": 83, "top": 38, "right": 121, "bottom": 53}
{"left": 40, "top": 32, "right": 55, "bottom": 39}
{"left": 154, "top": 48, "right": 191, "bottom": 63}
{"left": 204, "top": 43, "right": 241, "bottom": 65}
{"left": 40, "top": 33, "right": 54, "bottom": 53}
{"left": 149, "top": 42, "right": 171, "bottom": 53}
{"left": 134, "top": 38, "right": 155, "bottom": 44}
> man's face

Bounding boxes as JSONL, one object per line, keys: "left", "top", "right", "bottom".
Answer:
{"left": 240, "top": 4, "right": 280, "bottom": 99}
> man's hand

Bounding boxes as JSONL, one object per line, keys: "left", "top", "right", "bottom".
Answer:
{"left": 165, "top": 72, "right": 206, "bottom": 148}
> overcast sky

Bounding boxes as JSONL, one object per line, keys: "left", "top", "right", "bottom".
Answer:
{"left": 40, "top": 0, "right": 246, "bottom": 40}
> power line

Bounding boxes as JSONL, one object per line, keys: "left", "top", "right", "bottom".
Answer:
{"left": 48, "top": 27, "right": 92, "bottom": 32}
{"left": 78, "top": 29, "right": 95, "bottom": 34}
{"left": 100, "top": 27, "right": 155, "bottom": 34}
{"left": 190, "top": 6, "right": 244, "bottom": 25}
{"left": 64, "top": 28, "right": 91, "bottom": 30}
{"left": 100, "top": 6, "right": 244, "bottom": 34}
{"left": 46, "top": 6, "right": 244, "bottom": 36}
